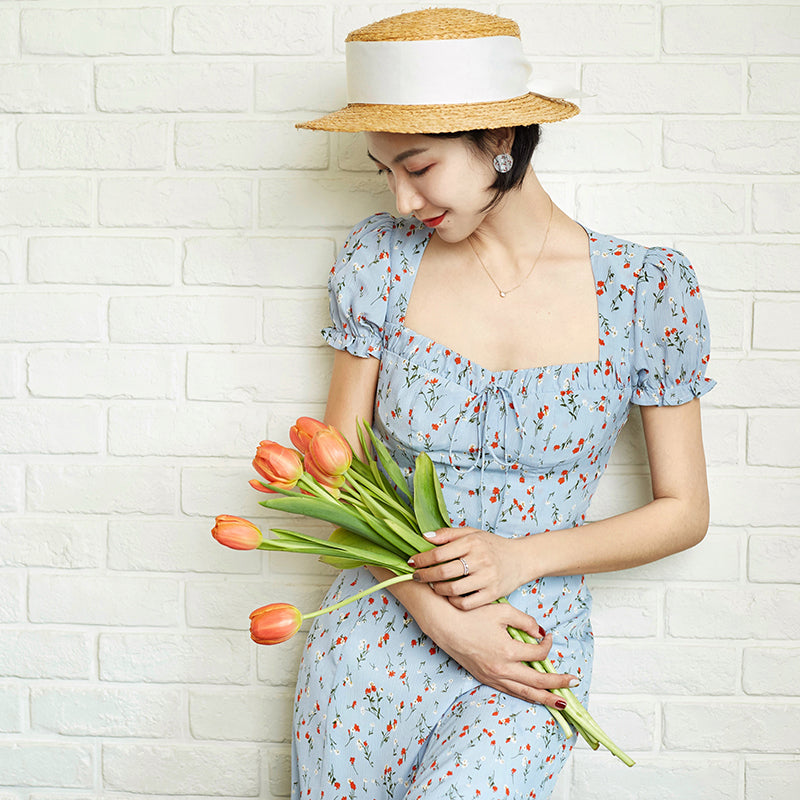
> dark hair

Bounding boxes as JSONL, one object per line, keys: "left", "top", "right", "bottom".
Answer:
{"left": 429, "top": 124, "right": 541, "bottom": 209}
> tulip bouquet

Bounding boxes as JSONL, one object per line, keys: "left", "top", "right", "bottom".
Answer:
{"left": 212, "top": 416, "right": 634, "bottom": 766}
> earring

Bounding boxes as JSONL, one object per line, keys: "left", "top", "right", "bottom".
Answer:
{"left": 493, "top": 153, "right": 513, "bottom": 173}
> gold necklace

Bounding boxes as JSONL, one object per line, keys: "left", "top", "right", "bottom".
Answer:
{"left": 467, "top": 198, "right": 554, "bottom": 298}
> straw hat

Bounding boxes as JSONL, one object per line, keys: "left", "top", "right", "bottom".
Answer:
{"left": 297, "top": 7, "right": 579, "bottom": 134}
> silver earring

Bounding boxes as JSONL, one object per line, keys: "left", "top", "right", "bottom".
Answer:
{"left": 493, "top": 153, "right": 513, "bottom": 173}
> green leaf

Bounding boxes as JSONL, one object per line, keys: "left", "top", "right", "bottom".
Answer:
{"left": 413, "top": 452, "right": 449, "bottom": 532}
{"left": 430, "top": 464, "right": 452, "bottom": 527}
{"left": 258, "top": 494, "right": 389, "bottom": 548}
{"left": 320, "top": 553, "right": 367, "bottom": 569}
{"left": 365, "top": 423, "right": 412, "bottom": 499}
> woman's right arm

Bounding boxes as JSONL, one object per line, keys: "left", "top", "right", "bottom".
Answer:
{"left": 323, "top": 349, "right": 578, "bottom": 707}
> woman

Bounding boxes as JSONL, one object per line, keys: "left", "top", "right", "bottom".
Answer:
{"left": 291, "top": 8, "right": 714, "bottom": 798}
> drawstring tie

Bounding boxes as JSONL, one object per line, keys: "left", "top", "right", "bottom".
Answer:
{"left": 448, "top": 381, "right": 524, "bottom": 531}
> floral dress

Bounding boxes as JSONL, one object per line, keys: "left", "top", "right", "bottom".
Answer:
{"left": 291, "top": 213, "right": 714, "bottom": 799}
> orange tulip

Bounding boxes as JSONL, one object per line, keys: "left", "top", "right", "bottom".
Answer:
{"left": 252, "top": 441, "right": 303, "bottom": 490}
{"left": 249, "top": 603, "right": 303, "bottom": 645}
{"left": 212, "top": 515, "right": 263, "bottom": 550}
{"left": 289, "top": 416, "right": 329, "bottom": 455}
{"left": 306, "top": 428, "right": 352, "bottom": 478}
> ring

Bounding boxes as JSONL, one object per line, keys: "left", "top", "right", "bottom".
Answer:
{"left": 459, "top": 557, "right": 469, "bottom": 577}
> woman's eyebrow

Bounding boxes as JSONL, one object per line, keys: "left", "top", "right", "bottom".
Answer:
{"left": 367, "top": 147, "right": 429, "bottom": 166}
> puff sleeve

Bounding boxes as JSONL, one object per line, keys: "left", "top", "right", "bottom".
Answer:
{"left": 631, "top": 247, "right": 716, "bottom": 406}
{"left": 321, "top": 213, "right": 397, "bottom": 359}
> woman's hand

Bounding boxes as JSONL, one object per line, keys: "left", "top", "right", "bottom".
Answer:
{"left": 409, "top": 527, "right": 531, "bottom": 609}
{"left": 424, "top": 597, "right": 579, "bottom": 709}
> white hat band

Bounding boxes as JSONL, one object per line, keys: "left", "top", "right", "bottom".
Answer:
{"left": 346, "top": 36, "right": 532, "bottom": 106}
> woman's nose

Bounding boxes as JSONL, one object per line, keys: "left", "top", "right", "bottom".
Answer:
{"left": 393, "top": 175, "right": 422, "bottom": 217}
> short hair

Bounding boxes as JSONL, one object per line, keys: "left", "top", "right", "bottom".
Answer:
{"left": 429, "top": 124, "right": 541, "bottom": 210}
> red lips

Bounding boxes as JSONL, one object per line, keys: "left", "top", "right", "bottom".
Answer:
{"left": 421, "top": 213, "right": 446, "bottom": 227}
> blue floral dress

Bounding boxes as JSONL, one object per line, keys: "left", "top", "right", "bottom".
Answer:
{"left": 291, "top": 213, "right": 714, "bottom": 799}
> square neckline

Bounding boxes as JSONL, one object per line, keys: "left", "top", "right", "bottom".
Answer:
{"left": 391, "top": 220, "right": 609, "bottom": 378}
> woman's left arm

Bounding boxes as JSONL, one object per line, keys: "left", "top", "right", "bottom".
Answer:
{"left": 412, "top": 398, "right": 710, "bottom": 609}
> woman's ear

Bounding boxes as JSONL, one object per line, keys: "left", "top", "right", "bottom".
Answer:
{"left": 489, "top": 127, "right": 516, "bottom": 154}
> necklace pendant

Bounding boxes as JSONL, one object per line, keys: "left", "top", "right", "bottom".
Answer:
{"left": 499, "top": 290, "right": 506, "bottom": 298}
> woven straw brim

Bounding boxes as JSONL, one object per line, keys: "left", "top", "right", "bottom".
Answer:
{"left": 296, "top": 93, "right": 579, "bottom": 134}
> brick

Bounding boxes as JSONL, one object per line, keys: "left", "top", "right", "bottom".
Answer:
{"left": 189, "top": 688, "right": 292, "bottom": 741}
{"left": 584, "top": 586, "right": 657, "bottom": 637}
{"left": 31, "top": 686, "right": 181, "bottom": 737}
{"left": 743, "top": 647, "right": 800, "bottom": 696}
{"left": 99, "top": 633, "right": 250, "bottom": 684}
{"left": 581, "top": 63, "right": 740, "bottom": 115}
{"left": 0, "top": 686, "right": 22, "bottom": 733}
{"left": 704, "top": 293, "right": 746, "bottom": 351}
{"left": 664, "top": 120, "right": 800, "bottom": 174}
{"left": 0, "top": 178, "right": 91, "bottom": 227}
{"left": 702, "top": 411, "right": 742, "bottom": 467}
{"left": 180, "top": 466, "right": 259, "bottom": 517}
{"left": 0, "top": 465, "right": 23, "bottom": 512}
{"left": 749, "top": 531, "right": 800, "bottom": 584}
{"left": 255, "top": 61, "right": 346, "bottom": 112}
{"left": 0, "top": 292, "right": 100, "bottom": 342}
{"left": 259, "top": 175, "right": 395, "bottom": 228}
{"left": 186, "top": 351, "right": 332, "bottom": 402}
{"left": 676, "top": 241, "right": 800, "bottom": 292}
{"left": 511, "top": 3, "right": 656, "bottom": 56}
{"left": 0, "top": 121, "right": 11, "bottom": 172}
{"left": 0, "top": 631, "right": 91, "bottom": 679}
{"left": 0, "top": 63, "right": 91, "bottom": 113}
{"left": 21, "top": 7, "right": 165, "bottom": 55}
{"left": 109, "top": 294, "right": 256, "bottom": 343}
{"left": 748, "top": 411, "right": 800, "bottom": 467}
{"left": 664, "top": 5, "right": 800, "bottom": 56}
{"left": 0, "top": 8, "right": 17, "bottom": 58}
{"left": 102, "top": 743, "right": 259, "bottom": 795}
{"left": 667, "top": 587, "right": 800, "bottom": 639}
{"left": 596, "top": 530, "right": 740, "bottom": 583}
{"left": 100, "top": 177, "right": 251, "bottom": 229}
{"left": 710, "top": 475, "right": 799, "bottom": 528}
{"left": 0, "top": 743, "right": 93, "bottom": 788}
{"left": 0, "top": 403, "right": 99, "bottom": 454}
{"left": 28, "top": 236, "right": 174, "bottom": 286}
{"left": 571, "top": 698, "right": 655, "bottom": 751}
{"left": 0, "top": 236, "right": 19, "bottom": 284}
{"left": 108, "top": 519, "right": 260, "bottom": 574}
{"left": 745, "top": 759, "right": 800, "bottom": 800}
{"left": 753, "top": 183, "right": 800, "bottom": 234}
{"left": 0, "top": 351, "right": 17, "bottom": 397}
{"left": 592, "top": 643, "right": 738, "bottom": 695}
{"left": 27, "top": 465, "right": 176, "bottom": 515}
{"left": 664, "top": 702, "right": 800, "bottom": 753}
{"left": 175, "top": 121, "right": 328, "bottom": 170}
{"left": 0, "top": 573, "right": 22, "bottom": 623}
{"left": 266, "top": 746, "right": 293, "bottom": 797}
{"left": 576, "top": 182, "right": 744, "bottom": 236}
{"left": 183, "top": 235, "right": 333, "bottom": 287}
{"left": 95, "top": 62, "right": 250, "bottom": 113}
{"left": 571, "top": 754, "right": 738, "bottom": 800}
{"left": 257, "top": 634, "right": 306, "bottom": 687}
{"left": 174, "top": 4, "right": 328, "bottom": 55}
{"left": 186, "top": 578, "right": 326, "bottom": 631}
{"left": 707, "top": 359, "right": 800, "bottom": 408}
{"left": 27, "top": 349, "right": 176, "bottom": 399}
{"left": 585, "top": 472, "right": 652, "bottom": 522}
{"left": 749, "top": 62, "right": 800, "bottom": 114}
{"left": 0, "top": 518, "right": 104, "bottom": 568}
{"left": 18, "top": 120, "right": 167, "bottom": 170}
{"left": 29, "top": 574, "right": 179, "bottom": 626}
{"left": 108, "top": 403, "right": 266, "bottom": 457}
{"left": 264, "top": 293, "right": 330, "bottom": 348}
{"left": 753, "top": 301, "right": 800, "bottom": 351}
{"left": 535, "top": 121, "right": 653, "bottom": 174}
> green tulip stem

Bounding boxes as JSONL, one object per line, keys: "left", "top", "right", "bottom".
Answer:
{"left": 300, "top": 573, "right": 414, "bottom": 622}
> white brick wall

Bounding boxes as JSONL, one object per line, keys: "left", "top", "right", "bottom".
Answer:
{"left": 0, "top": 2, "right": 797, "bottom": 797}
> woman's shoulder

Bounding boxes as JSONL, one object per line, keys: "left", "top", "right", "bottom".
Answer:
{"left": 340, "top": 212, "right": 429, "bottom": 254}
